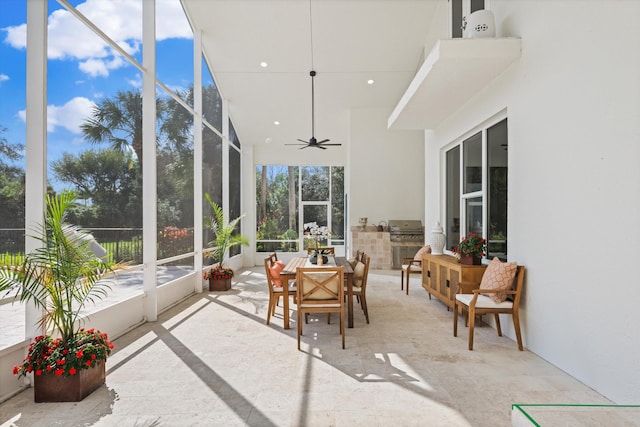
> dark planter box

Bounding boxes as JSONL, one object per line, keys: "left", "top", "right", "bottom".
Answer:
{"left": 34, "top": 363, "right": 105, "bottom": 402}
{"left": 209, "top": 277, "right": 232, "bottom": 291}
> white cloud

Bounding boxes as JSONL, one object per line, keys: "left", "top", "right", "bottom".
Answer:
{"left": 18, "top": 97, "right": 95, "bottom": 134}
{"left": 0, "top": 74, "right": 9, "bottom": 84}
{"left": 4, "top": 0, "right": 191, "bottom": 78}
{"left": 48, "top": 97, "right": 95, "bottom": 133}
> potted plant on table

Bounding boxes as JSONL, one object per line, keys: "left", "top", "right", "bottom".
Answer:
{"left": 452, "top": 232, "right": 487, "bottom": 265}
{"left": 303, "top": 222, "right": 332, "bottom": 265}
{"left": 204, "top": 193, "right": 249, "bottom": 291}
{"left": 0, "top": 191, "right": 116, "bottom": 402}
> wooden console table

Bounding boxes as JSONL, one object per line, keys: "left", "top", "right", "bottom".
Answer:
{"left": 421, "top": 253, "right": 487, "bottom": 310}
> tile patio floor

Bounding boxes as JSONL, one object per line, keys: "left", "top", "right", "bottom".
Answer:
{"left": 0, "top": 267, "right": 613, "bottom": 426}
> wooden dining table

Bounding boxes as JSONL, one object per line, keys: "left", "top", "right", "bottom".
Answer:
{"left": 280, "top": 256, "right": 356, "bottom": 329}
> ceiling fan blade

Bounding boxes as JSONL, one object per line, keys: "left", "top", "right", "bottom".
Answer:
{"left": 285, "top": 143, "right": 307, "bottom": 146}
{"left": 297, "top": 139, "right": 310, "bottom": 144}
{"left": 316, "top": 139, "right": 330, "bottom": 144}
{"left": 318, "top": 143, "right": 341, "bottom": 146}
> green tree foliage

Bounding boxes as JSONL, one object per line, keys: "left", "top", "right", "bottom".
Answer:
{"left": 0, "top": 125, "right": 26, "bottom": 228}
{"left": 51, "top": 149, "right": 142, "bottom": 227}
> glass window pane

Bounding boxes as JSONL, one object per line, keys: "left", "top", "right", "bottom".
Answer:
{"left": 255, "top": 165, "right": 299, "bottom": 253}
{"left": 331, "top": 167, "right": 345, "bottom": 241}
{"left": 228, "top": 145, "right": 241, "bottom": 257}
{"left": 487, "top": 119, "right": 508, "bottom": 260}
{"left": 203, "top": 58, "right": 223, "bottom": 132}
{"left": 0, "top": 0, "right": 26, "bottom": 268}
{"left": 203, "top": 126, "right": 223, "bottom": 266}
{"left": 229, "top": 119, "right": 241, "bottom": 149}
{"left": 471, "top": 0, "right": 485, "bottom": 13}
{"left": 446, "top": 146, "right": 461, "bottom": 250}
{"left": 452, "top": 0, "right": 463, "bottom": 38}
{"left": 463, "top": 132, "right": 482, "bottom": 194}
{"left": 301, "top": 166, "right": 329, "bottom": 201}
{"left": 303, "top": 204, "right": 329, "bottom": 249}
{"left": 157, "top": 90, "right": 194, "bottom": 261}
{"left": 157, "top": 0, "right": 193, "bottom": 108}
{"left": 465, "top": 197, "right": 483, "bottom": 237}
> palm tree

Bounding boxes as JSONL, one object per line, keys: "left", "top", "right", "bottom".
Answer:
{"left": 80, "top": 90, "right": 167, "bottom": 169}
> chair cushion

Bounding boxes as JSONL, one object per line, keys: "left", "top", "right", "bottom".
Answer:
{"left": 348, "top": 257, "right": 358, "bottom": 269}
{"left": 414, "top": 245, "right": 431, "bottom": 261}
{"left": 479, "top": 257, "right": 517, "bottom": 303}
{"left": 269, "top": 260, "right": 285, "bottom": 287}
{"left": 353, "top": 261, "right": 366, "bottom": 287}
{"left": 402, "top": 264, "right": 421, "bottom": 273}
{"left": 456, "top": 293, "right": 514, "bottom": 309}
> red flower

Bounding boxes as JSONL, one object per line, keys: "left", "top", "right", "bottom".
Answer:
{"left": 35, "top": 369, "right": 42, "bottom": 376}
{"left": 69, "top": 367, "right": 77, "bottom": 375}
{"left": 76, "top": 350, "right": 83, "bottom": 358}
{"left": 91, "top": 354, "right": 97, "bottom": 360}
{"left": 12, "top": 365, "right": 18, "bottom": 375}
{"left": 26, "top": 366, "right": 33, "bottom": 372}
{"left": 86, "top": 360, "right": 93, "bottom": 367}
{"left": 54, "top": 369, "right": 64, "bottom": 376}
{"left": 57, "top": 359, "right": 65, "bottom": 366}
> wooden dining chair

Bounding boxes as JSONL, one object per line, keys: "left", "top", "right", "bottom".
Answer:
{"left": 263, "top": 253, "right": 296, "bottom": 326}
{"left": 400, "top": 245, "right": 431, "bottom": 295}
{"left": 296, "top": 267, "right": 345, "bottom": 350}
{"left": 349, "top": 252, "right": 371, "bottom": 323}
{"left": 453, "top": 262, "right": 526, "bottom": 350}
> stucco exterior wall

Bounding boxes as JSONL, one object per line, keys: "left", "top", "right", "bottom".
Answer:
{"left": 425, "top": 0, "right": 640, "bottom": 403}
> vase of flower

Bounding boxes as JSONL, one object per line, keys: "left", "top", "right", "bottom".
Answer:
{"left": 452, "top": 232, "right": 486, "bottom": 265}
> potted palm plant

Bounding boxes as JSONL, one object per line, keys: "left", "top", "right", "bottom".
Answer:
{"left": 0, "top": 191, "right": 116, "bottom": 402}
{"left": 204, "top": 193, "right": 249, "bottom": 291}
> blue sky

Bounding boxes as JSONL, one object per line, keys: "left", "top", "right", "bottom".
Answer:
{"left": 0, "top": 0, "right": 194, "bottom": 189}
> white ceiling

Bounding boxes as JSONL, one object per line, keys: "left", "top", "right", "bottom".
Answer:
{"left": 180, "top": 0, "right": 444, "bottom": 148}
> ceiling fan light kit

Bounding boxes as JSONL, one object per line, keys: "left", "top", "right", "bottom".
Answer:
{"left": 285, "top": 70, "right": 341, "bottom": 150}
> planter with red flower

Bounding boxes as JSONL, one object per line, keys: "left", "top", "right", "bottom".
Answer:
{"left": 452, "top": 232, "right": 487, "bottom": 265}
{"left": 204, "top": 193, "right": 249, "bottom": 292}
{"left": 13, "top": 329, "right": 114, "bottom": 402}
{"left": 203, "top": 264, "right": 234, "bottom": 291}
{"left": 0, "top": 191, "right": 118, "bottom": 402}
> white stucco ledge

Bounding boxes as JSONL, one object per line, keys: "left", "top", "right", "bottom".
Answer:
{"left": 387, "top": 37, "right": 522, "bottom": 130}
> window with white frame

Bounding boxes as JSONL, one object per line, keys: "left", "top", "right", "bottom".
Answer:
{"left": 451, "top": 0, "right": 487, "bottom": 38}
{"left": 445, "top": 117, "right": 508, "bottom": 260}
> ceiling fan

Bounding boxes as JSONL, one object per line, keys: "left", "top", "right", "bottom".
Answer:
{"left": 286, "top": 71, "right": 341, "bottom": 150}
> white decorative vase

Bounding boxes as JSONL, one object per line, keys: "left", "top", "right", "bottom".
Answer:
{"left": 429, "top": 222, "right": 446, "bottom": 255}
{"left": 464, "top": 10, "right": 495, "bottom": 39}
{"left": 358, "top": 217, "right": 368, "bottom": 231}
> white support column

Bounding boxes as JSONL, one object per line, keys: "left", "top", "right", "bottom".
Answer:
{"left": 24, "top": 0, "right": 48, "bottom": 339}
{"left": 142, "top": 0, "right": 157, "bottom": 321}
{"left": 193, "top": 30, "right": 203, "bottom": 292}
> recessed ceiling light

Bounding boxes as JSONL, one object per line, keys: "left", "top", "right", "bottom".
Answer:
{"left": 265, "top": 137, "right": 272, "bottom": 144}
{"left": 367, "top": 79, "right": 375, "bottom": 85}
{"left": 260, "top": 61, "right": 268, "bottom": 68}
{"left": 274, "top": 121, "right": 280, "bottom": 125}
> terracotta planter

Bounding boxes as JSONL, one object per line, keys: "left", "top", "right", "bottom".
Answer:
{"left": 460, "top": 254, "right": 481, "bottom": 265}
{"left": 34, "top": 363, "right": 105, "bottom": 402}
{"left": 209, "top": 277, "right": 232, "bottom": 291}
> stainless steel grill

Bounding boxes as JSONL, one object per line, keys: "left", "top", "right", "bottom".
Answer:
{"left": 388, "top": 220, "right": 424, "bottom": 242}
{"left": 388, "top": 220, "right": 424, "bottom": 268}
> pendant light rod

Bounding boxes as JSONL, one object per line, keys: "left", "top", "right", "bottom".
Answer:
{"left": 310, "top": 70, "right": 316, "bottom": 138}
